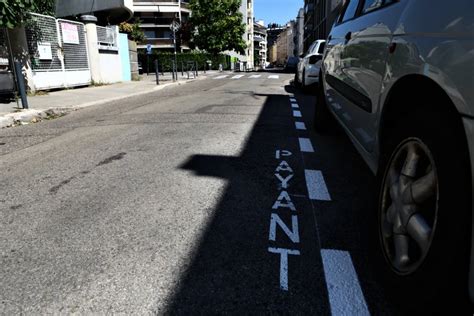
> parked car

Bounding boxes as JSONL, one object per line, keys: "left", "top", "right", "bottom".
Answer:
{"left": 0, "top": 58, "right": 15, "bottom": 101}
{"left": 295, "top": 39, "right": 325, "bottom": 89}
{"left": 284, "top": 56, "right": 299, "bottom": 73}
{"left": 316, "top": 0, "right": 474, "bottom": 311}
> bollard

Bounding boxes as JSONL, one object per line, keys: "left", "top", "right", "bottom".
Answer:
{"left": 195, "top": 61, "right": 198, "bottom": 77}
{"left": 14, "top": 61, "right": 28, "bottom": 109}
{"left": 171, "top": 60, "right": 176, "bottom": 81}
{"left": 181, "top": 61, "right": 184, "bottom": 77}
{"left": 154, "top": 60, "right": 160, "bottom": 85}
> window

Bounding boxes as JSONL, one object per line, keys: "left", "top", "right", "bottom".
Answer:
{"left": 317, "top": 42, "right": 326, "bottom": 54}
{"left": 340, "top": 0, "right": 361, "bottom": 23}
{"left": 362, "top": 0, "right": 384, "bottom": 13}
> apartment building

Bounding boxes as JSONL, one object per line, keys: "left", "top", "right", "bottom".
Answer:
{"left": 253, "top": 20, "right": 267, "bottom": 69}
{"left": 228, "top": 0, "right": 254, "bottom": 70}
{"left": 303, "top": 0, "right": 342, "bottom": 51}
{"left": 295, "top": 8, "right": 305, "bottom": 57}
{"left": 275, "top": 21, "right": 296, "bottom": 65}
{"left": 132, "top": 0, "right": 191, "bottom": 52}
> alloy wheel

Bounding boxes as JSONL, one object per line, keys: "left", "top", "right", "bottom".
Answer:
{"left": 379, "top": 138, "right": 439, "bottom": 275}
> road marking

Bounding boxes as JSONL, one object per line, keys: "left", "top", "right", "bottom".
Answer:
{"left": 290, "top": 97, "right": 297, "bottom": 102}
{"left": 268, "top": 247, "right": 301, "bottom": 291}
{"left": 304, "top": 170, "right": 331, "bottom": 201}
{"left": 214, "top": 75, "right": 228, "bottom": 79}
{"left": 298, "top": 138, "right": 314, "bottom": 153}
{"left": 321, "top": 249, "right": 370, "bottom": 316}
{"left": 232, "top": 75, "right": 244, "bottom": 79}
{"left": 291, "top": 103, "right": 299, "bottom": 109}
{"left": 293, "top": 110, "right": 302, "bottom": 118}
{"left": 295, "top": 122, "right": 306, "bottom": 130}
{"left": 249, "top": 74, "right": 261, "bottom": 78}
{"left": 268, "top": 75, "right": 279, "bottom": 79}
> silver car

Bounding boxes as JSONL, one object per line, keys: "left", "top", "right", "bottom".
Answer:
{"left": 295, "top": 39, "right": 325, "bottom": 89}
{"left": 316, "top": 0, "right": 474, "bottom": 310}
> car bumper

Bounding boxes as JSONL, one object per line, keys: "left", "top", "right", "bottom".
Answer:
{"left": 464, "top": 116, "right": 474, "bottom": 302}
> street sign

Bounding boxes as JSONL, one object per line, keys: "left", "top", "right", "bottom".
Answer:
{"left": 170, "top": 21, "right": 181, "bottom": 33}
{"left": 146, "top": 44, "right": 152, "bottom": 55}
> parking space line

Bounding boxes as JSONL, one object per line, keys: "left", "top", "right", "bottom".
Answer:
{"left": 290, "top": 97, "right": 297, "bottom": 102}
{"left": 293, "top": 110, "right": 302, "bottom": 118}
{"left": 295, "top": 122, "right": 306, "bottom": 130}
{"left": 231, "top": 75, "right": 245, "bottom": 79}
{"left": 214, "top": 75, "right": 228, "bottom": 79}
{"left": 249, "top": 75, "right": 261, "bottom": 78}
{"left": 321, "top": 249, "right": 370, "bottom": 316}
{"left": 268, "top": 75, "right": 280, "bottom": 79}
{"left": 304, "top": 170, "right": 331, "bottom": 201}
{"left": 298, "top": 138, "right": 314, "bottom": 153}
{"left": 291, "top": 103, "right": 299, "bottom": 109}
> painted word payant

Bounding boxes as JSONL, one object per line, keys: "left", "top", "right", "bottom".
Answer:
{"left": 268, "top": 150, "right": 301, "bottom": 291}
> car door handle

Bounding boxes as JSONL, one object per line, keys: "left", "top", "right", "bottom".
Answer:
{"left": 345, "top": 32, "right": 352, "bottom": 42}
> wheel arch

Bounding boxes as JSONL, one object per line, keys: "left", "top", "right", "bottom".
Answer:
{"left": 378, "top": 74, "right": 474, "bottom": 301}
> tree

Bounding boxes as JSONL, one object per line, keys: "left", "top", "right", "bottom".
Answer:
{"left": 189, "top": 0, "right": 246, "bottom": 56}
{"left": 0, "top": 0, "right": 55, "bottom": 28}
{"left": 119, "top": 19, "right": 145, "bottom": 43}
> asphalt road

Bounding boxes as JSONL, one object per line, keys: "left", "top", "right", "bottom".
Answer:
{"left": 1, "top": 72, "right": 396, "bottom": 314}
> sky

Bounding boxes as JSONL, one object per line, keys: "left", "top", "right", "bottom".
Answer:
{"left": 253, "top": 0, "right": 304, "bottom": 26}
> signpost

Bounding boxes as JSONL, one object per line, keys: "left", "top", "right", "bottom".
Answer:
{"left": 170, "top": 20, "right": 180, "bottom": 81}
{"left": 146, "top": 44, "right": 152, "bottom": 75}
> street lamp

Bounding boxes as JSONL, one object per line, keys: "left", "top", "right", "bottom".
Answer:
{"left": 170, "top": 19, "right": 181, "bottom": 80}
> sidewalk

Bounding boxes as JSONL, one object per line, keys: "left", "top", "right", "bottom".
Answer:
{"left": 0, "top": 71, "right": 221, "bottom": 128}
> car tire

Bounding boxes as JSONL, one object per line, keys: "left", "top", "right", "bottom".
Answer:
{"left": 372, "top": 110, "right": 472, "bottom": 313}
{"left": 313, "top": 74, "right": 336, "bottom": 133}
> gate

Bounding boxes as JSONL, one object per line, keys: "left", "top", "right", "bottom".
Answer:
{"left": 25, "top": 13, "right": 91, "bottom": 90}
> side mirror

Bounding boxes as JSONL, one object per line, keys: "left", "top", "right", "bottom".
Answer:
{"left": 309, "top": 55, "right": 322, "bottom": 64}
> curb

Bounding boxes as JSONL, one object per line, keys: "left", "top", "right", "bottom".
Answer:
{"left": 0, "top": 75, "right": 207, "bottom": 129}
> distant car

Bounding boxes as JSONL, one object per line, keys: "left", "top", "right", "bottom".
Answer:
{"left": 0, "top": 59, "right": 15, "bottom": 101}
{"left": 138, "top": 62, "right": 143, "bottom": 75}
{"left": 284, "top": 57, "right": 299, "bottom": 72}
{"left": 316, "top": 0, "right": 474, "bottom": 310}
{"left": 295, "top": 39, "right": 325, "bottom": 90}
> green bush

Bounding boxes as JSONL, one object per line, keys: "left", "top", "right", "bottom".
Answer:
{"left": 138, "top": 51, "right": 231, "bottom": 72}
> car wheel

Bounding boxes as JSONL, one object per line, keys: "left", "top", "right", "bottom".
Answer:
{"left": 313, "top": 74, "right": 336, "bottom": 133}
{"left": 374, "top": 112, "right": 472, "bottom": 312}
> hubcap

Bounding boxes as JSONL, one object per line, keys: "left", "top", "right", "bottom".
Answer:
{"left": 379, "top": 139, "right": 439, "bottom": 275}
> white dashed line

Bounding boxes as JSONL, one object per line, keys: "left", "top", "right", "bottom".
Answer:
{"left": 298, "top": 138, "right": 314, "bottom": 153}
{"left": 214, "top": 75, "right": 228, "bottom": 79}
{"left": 295, "top": 122, "right": 306, "bottom": 130}
{"left": 290, "top": 97, "right": 297, "bottom": 102}
{"left": 249, "top": 74, "right": 261, "bottom": 78}
{"left": 293, "top": 110, "right": 302, "bottom": 118}
{"left": 231, "top": 75, "right": 245, "bottom": 79}
{"left": 268, "top": 75, "right": 279, "bottom": 79}
{"left": 304, "top": 170, "right": 331, "bottom": 201}
{"left": 291, "top": 103, "right": 299, "bottom": 109}
{"left": 321, "top": 249, "right": 370, "bottom": 316}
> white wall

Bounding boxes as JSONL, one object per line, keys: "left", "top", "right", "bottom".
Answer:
{"left": 98, "top": 51, "right": 123, "bottom": 83}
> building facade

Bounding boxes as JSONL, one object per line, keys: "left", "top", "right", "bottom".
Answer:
{"left": 275, "top": 21, "right": 296, "bottom": 66}
{"left": 253, "top": 20, "right": 267, "bottom": 69}
{"left": 228, "top": 0, "right": 254, "bottom": 70}
{"left": 303, "top": 0, "right": 342, "bottom": 51}
{"left": 132, "top": 0, "right": 191, "bottom": 52}
{"left": 295, "top": 8, "right": 305, "bottom": 57}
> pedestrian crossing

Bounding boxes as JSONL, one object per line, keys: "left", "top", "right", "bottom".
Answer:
{"left": 212, "top": 74, "right": 280, "bottom": 80}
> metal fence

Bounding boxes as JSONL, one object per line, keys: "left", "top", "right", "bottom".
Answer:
{"left": 25, "top": 13, "right": 62, "bottom": 71}
{"left": 97, "top": 26, "right": 118, "bottom": 49}
{"left": 57, "top": 19, "right": 89, "bottom": 70}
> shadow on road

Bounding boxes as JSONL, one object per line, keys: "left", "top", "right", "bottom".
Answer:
{"left": 163, "top": 86, "right": 392, "bottom": 314}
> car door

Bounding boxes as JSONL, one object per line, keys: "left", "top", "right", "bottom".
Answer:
{"left": 324, "top": 0, "right": 404, "bottom": 152}
{"left": 300, "top": 42, "right": 316, "bottom": 81}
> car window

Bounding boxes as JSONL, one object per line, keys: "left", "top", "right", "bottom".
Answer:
{"left": 362, "top": 0, "right": 384, "bottom": 13}
{"left": 306, "top": 43, "right": 316, "bottom": 56}
{"left": 340, "top": 0, "right": 361, "bottom": 23}
{"left": 317, "top": 42, "right": 326, "bottom": 54}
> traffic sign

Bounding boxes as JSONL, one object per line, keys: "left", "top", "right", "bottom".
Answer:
{"left": 146, "top": 44, "right": 152, "bottom": 55}
{"left": 170, "top": 21, "right": 180, "bottom": 32}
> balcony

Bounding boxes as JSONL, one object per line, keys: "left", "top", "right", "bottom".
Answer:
{"left": 139, "top": 38, "right": 174, "bottom": 48}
